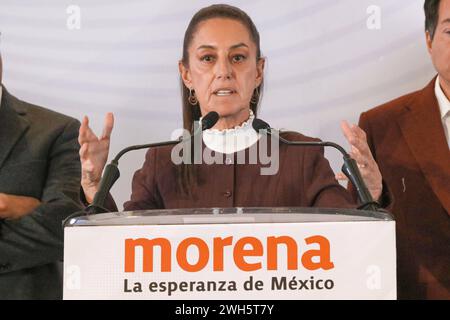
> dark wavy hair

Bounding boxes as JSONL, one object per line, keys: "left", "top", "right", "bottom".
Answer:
{"left": 177, "top": 4, "right": 264, "bottom": 194}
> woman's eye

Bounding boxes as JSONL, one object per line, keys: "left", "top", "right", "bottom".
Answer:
{"left": 232, "top": 55, "right": 246, "bottom": 63}
{"left": 201, "top": 55, "right": 214, "bottom": 62}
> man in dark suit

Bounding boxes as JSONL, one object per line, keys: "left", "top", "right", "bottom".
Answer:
{"left": 352, "top": 0, "right": 450, "bottom": 299}
{"left": 0, "top": 53, "right": 82, "bottom": 299}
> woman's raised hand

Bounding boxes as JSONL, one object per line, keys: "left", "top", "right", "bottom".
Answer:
{"left": 78, "top": 113, "right": 114, "bottom": 203}
{"left": 337, "top": 120, "right": 383, "bottom": 201}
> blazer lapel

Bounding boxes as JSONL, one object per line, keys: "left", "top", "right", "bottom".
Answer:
{"left": 397, "top": 78, "right": 450, "bottom": 215}
{"left": 0, "top": 87, "right": 30, "bottom": 169}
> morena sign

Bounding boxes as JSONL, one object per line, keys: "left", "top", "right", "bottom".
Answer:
{"left": 124, "top": 235, "right": 334, "bottom": 273}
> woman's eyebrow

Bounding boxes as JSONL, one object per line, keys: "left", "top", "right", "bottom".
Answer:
{"left": 230, "top": 43, "right": 249, "bottom": 50}
{"left": 197, "top": 45, "right": 216, "bottom": 50}
{"left": 196, "top": 43, "right": 249, "bottom": 51}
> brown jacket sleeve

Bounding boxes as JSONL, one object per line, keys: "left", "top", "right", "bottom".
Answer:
{"left": 303, "top": 143, "right": 356, "bottom": 208}
{"left": 123, "top": 148, "right": 163, "bottom": 211}
{"left": 79, "top": 149, "right": 161, "bottom": 213}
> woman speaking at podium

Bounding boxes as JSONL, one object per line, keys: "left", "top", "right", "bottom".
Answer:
{"left": 78, "top": 4, "right": 383, "bottom": 211}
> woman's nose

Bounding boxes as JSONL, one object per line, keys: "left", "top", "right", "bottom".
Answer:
{"left": 215, "top": 58, "right": 232, "bottom": 80}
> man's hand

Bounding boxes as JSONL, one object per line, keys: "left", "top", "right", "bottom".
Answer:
{"left": 0, "top": 193, "right": 41, "bottom": 220}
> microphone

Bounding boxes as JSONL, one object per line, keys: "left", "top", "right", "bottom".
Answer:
{"left": 67, "top": 111, "right": 219, "bottom": 223}
{"left": 201, "top": 111, "right": 219, "bottom": 131}
{"left": 252, "top": 118, "right": 380, "bottom": 211}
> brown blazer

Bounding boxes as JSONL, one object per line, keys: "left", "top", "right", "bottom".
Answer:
{"left": 356, "top": 77, "right": 450, "bottom": 299}
{"left": 118, "top": 132, "right": 356, "bottom": 211}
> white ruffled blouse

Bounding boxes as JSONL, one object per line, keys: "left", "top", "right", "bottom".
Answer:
{"left": 200, "top": 110, "right": 261, "bottom": 154}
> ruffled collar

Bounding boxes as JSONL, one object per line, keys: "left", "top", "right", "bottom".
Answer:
{"left": 201, "top": 110, "right": 260, "bottom": 154}
{"left": 201, "top": 110, "right": 255, "bottom": 134}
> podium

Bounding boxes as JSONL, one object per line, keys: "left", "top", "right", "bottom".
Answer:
{"left": 63, "top": 207, "right": 396, "bottom": 300}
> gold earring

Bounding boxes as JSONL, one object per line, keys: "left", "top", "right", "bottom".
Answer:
{"left": 188, "top": 88, "right": 198, "bottom": 106}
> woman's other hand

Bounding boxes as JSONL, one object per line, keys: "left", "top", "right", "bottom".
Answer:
{"left": 78, "top": 113, "right": 114, "bottom": 203}
{"left": 337, "top": 120, "right": 383, "bottom": 201}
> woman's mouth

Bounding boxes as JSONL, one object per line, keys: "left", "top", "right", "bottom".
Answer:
{"left": 214, "top": 89, "right": 236, "bottom": 96}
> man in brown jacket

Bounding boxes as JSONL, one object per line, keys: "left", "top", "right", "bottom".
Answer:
{"left": 353, "top": 0, "right": 450, "bottom": 299}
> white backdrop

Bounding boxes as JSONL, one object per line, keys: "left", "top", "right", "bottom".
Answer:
{"left": 0, "top": 0, "right": 436, "bottom": 208}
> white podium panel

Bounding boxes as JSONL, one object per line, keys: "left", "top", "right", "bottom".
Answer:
{"left": 63, "top": 208, "right": 396, "bottom": 300}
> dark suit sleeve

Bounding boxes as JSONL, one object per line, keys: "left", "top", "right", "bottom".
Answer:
{"left": 0, "top": 119, "right": 82, "bottom": 274}
{"left": 303, "top": 145, "right": 356, "bottom": 208}
{"left": 123, "top": 148, "right": 162, "bottom": 211}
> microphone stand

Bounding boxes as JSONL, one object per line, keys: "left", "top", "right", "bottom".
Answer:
{"left": 86, "top": 139, "right": 182, "bottom": 215}
{"left": 63, "top": 112, "right": 220, "bottom": 227}
{"left": 253, "top": 119, "right": 381, "bottom": 211}
{"left": 63, "top": 139, "right": 181, "bottom": 227}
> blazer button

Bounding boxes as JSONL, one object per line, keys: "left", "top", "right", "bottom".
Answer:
{"left": 224, "top": 190, "right": 232, "bottom": 198}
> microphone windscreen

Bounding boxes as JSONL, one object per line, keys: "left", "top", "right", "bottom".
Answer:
{"left": 201, "top": 111, "right": 219, "bottom": 130}
{"left": 252, "top": 118, "right": 271, "bottom": 132}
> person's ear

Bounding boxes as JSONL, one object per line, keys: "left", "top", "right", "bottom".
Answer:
{"left": 425, "top": 31, "right": 433, "bottom": 55}
{"left": 179, "top": 61, "right": 192, "bottom": 89}
{"left": 255, "top": 57, "right": 265, "bottom": 87}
